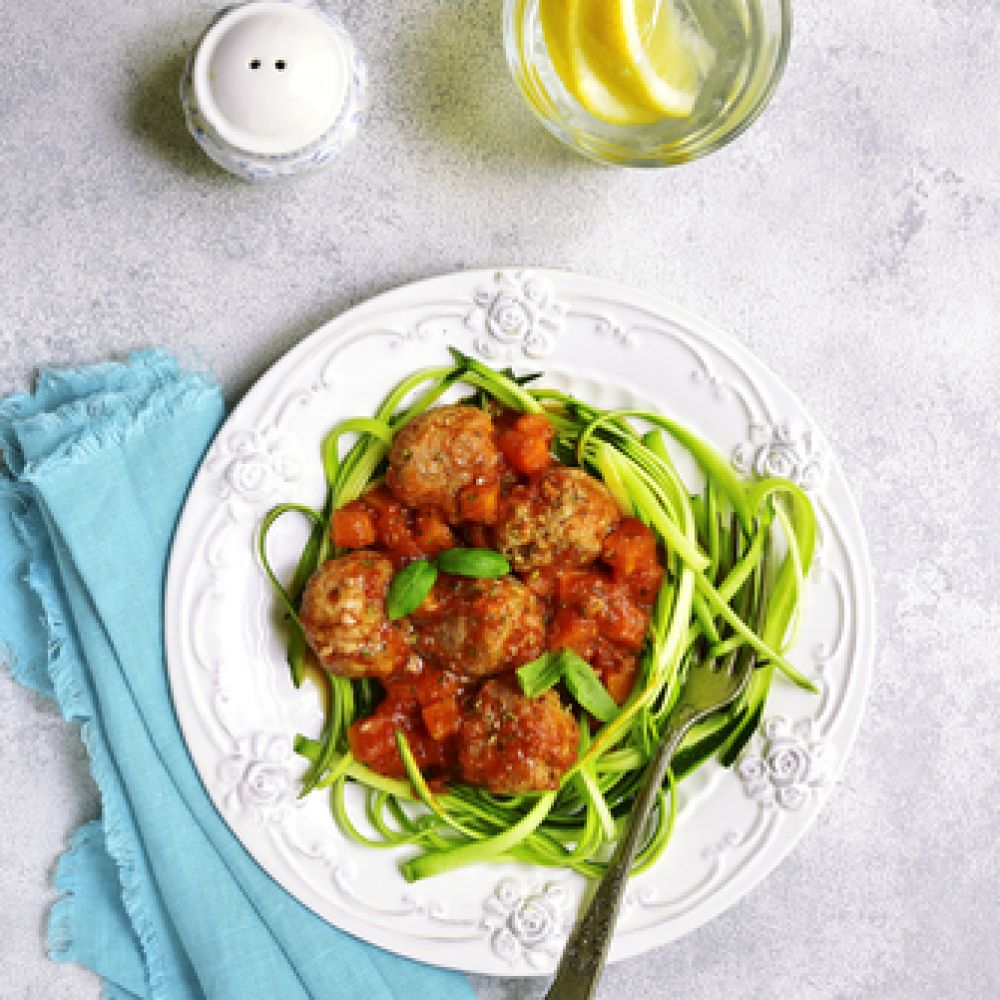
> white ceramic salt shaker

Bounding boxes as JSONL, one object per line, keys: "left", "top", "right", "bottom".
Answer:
{"left": 180, "top": 0, "right": 365, "bottom": 180}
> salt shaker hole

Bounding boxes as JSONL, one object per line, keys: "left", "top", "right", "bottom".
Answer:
{"left": 249, "top": 58, "right": 261, "bottom": 69}
{"left": 275, "top": 59, "right": 286, "bottom": 70}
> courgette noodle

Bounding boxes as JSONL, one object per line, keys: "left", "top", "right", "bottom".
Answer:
{"left": 259, "top": 350, "right": 817, "bottom": 882}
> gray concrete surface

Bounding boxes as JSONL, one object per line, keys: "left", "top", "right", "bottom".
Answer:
{"left": 2, "top": 1, "right": 998, "bottom": 997}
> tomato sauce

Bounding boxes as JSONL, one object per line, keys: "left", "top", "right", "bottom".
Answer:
{"left": 336, "top": 408, "right": 664, "bottom": 788}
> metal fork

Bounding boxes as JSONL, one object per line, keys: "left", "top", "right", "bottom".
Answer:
{"left": 545, "top": 632, "right": 759, "bottom": 1000}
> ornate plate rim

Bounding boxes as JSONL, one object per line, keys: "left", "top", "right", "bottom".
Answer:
{"left": 165, "top": 268, "right": 875, "bottom": 976}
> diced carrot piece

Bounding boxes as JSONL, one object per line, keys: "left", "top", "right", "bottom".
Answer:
{"left": 348, "top": 696, "right": 447, "bottom": 777}
{"left": 413, "top": 667, "right": 466, "bottom": 705}
{"left": 372, "top": 501, "right": 418, "bottom": 559}
{"left": 627, "top": 563, "right": 665, "bottom": 604}
{"left": 456, "top": 482, "right": 500, "bottom": 525}
{"left": 331, "top": 503, "right": 377, "bottom": 549}
{"left": 348, "top": 713, "right": 406, "bottom": 776}
{"left": 501, "top": 434, "right": 550, "bottom": 476}
{"left": 361, "top": 485, "right": 400, "bottom": 513}
{"left": 379, "top": 514, "right": 411, "bottom": 551}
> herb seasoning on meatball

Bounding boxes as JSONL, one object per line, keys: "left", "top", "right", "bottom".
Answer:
{"left": 296, "top": 401, "right": 658, "bottom": 796}
{"left": 495, "top": 466, "right": 622, "bottom": 571}
{"left": 299, "top": 551, "right": 409, "bottom": 679}
{"left": 386, "top": 404, "right": 500, "bottom": 520}
{"left": 413, "top": 575, "right": 545, "bottom": 677}
{"left": 458, "top": 679, "right": 578, "bottom": 794}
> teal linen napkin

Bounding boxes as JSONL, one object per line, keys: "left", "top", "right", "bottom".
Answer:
{"left": 0, "top": 351, "right": 475, "bottom": 1000}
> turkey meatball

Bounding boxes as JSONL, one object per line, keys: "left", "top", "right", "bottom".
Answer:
{"left": 299, "top": 551, "right": 407, "bottom": 679}
{"left": 495, "top": 467, "right": 621, "bottom": 571}
{"left": 414, "top": 576, "right": 545, "bottom": 677}
{"left": 386, "top": 404, "right": 500, "bottom": 520}
{"left": 458, "top": 679, "right": 577, "bottom": 793}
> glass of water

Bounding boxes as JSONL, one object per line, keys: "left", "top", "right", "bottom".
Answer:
{"left": 503, "top": 0, "right": 791, "bottom": 166}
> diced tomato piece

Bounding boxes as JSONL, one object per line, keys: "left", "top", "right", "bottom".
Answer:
{"left": 523, "top": 566, "right": 558, "bottom": 599}
{"left": 594, "top": 640, "right": 639, "bottom": 704}
{"left": 556, "top": 569, "right": 603, "bottom": 606}
{"left": 366, "top": 493, "right": 422, "bottom": 561}
{"left": 413, "top": 509, "right": 455, "bottom": 557}
{"left": 596, "top": 588, "right": 648, "bottom": 649}
{"left": 548, "top": 608, "right": 598, "bottom": 659}
{"left": 361, "top": 485, "right": 400, "bottom": 513}
{"left": 422, "top": 698, "right": 463, "bottom": 741}
{"left": 603, "top": 660, "right": 638, "bottom": 704}
{"left": 627, "top": 563, "right": 665, "bottom": 604}
{"left": 456, "top": 482, "right": 500, "bottom": 525}
{"left": 498, "top": 414, "right": 554, "bottom": 476}
{"left": 331, "top": 503, "right": 377, "bottom": 549}
{"left": 348, "top": 696, "right": 446, "bottom": 777}
{"left": 411, "top": 665, "right": 466, "bottom": 705}
{"left": 601, "top": 518, "right": 664, "bottom": 601}
{"left": 602, "top": 518, "right": 658, "bottom": 576}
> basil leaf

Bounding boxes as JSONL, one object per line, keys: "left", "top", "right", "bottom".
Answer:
{"left": 435, "top": 547, "right": 510, "bottom": 578}
{"left": 560, "top": 650, "right": 621, "bottom": 723}
{"left": 386, "top": 559, "right": 437, "bottom": 620}
{"left": 516, "top": 651, "right": 564, "bottom": 698}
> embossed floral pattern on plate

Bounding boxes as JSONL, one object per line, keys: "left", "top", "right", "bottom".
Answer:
{"left": 165, "top": 269, "right": 874, "bottom": 976}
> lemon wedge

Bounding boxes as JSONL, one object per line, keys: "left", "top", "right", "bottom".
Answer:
{"left": 540, "top": 0, "right": 661, "bottom": 125}
{"left": 540, "top": 0, "right": 714, "bottom": 125}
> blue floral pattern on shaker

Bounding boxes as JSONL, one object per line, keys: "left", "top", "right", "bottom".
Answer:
{"left": 179, "top": 0, "right": 366, "bottom": 181}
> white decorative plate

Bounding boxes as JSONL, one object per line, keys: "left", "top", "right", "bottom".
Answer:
{"left": 165, "top": 269, "right": 874, "bottom": 975}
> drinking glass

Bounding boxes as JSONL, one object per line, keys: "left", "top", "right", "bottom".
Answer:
{"left": 503, "top": 0, "right": 791, "bottom": 166}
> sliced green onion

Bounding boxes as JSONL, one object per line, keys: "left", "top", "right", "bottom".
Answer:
{"left": 560, "top": 651, "right": 620, "bottom": 724}
{"left": 516, "top": 650, "right": 564, "bottom": 697}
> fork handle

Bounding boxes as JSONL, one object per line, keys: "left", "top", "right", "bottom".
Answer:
{"left": 545, "top": 709, "right": 698, "bottom": 1000}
